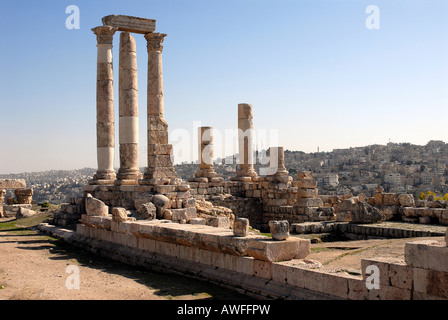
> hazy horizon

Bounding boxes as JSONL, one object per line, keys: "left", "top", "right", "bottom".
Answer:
{"left": 1, "top": 1, "right": 447, "bottom": 174}
{"left": 0, "top": 139, "right": 445, "bottom": 175}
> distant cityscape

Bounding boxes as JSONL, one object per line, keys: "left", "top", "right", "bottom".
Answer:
{"left": 1, "top": 140, "right": 447, "bottom": 204}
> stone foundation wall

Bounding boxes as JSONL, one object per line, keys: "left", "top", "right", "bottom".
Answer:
{"left": 187, "top": 177, "right": 335, "bottom": 231}
{"left": 38, "top": 219, "right": 448, "bottom": 300}
{"left": 324, "top": 191, "right": 448, "bottom": 226}
{"left": 83, "top": 181, "right": 192, "bottom": 211}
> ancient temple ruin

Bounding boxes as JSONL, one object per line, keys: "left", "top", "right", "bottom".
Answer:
{"left": 41, "top": 15, "right": 448, "bottom": 300}
{"left": 0, "top": 179, "right": 33, "bottom": 218}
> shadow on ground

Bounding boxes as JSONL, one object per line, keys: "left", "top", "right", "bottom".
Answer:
{"left": 0, "top": 214, "right": 252, "bottom": 300}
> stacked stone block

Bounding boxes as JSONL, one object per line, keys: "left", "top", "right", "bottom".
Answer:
{"left": 141, "top": 32, "right": 178, "bottom": 182}
{"left": 295, "top": 171, "right": 323, "bottom": 208}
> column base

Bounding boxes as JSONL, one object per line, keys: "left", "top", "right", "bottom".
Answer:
{"left": 139, "top": 167, "right": 178, "bottom": 186}
{"left": 114, "top": 179, "right": 141, "bottom": 186}
{"left": 230, "top": 176, "right": 254, "bottom": 182}
{"left": 231, "top": 169, "right": 258, "bottom": 182}
{"left": 116, "top": 169, "right": 143, "bottom": 184}
{"left": 88, "top": 179, "right": 116, "bottom": 186}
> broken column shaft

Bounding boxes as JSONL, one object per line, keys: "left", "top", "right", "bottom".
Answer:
{"left": 141, "top": 32, "right": 178, "bottom": 183}
{"left": 193, "top": 127, "right": 222, "bottom": 181}
{"left": 233, "top": 103, "right": 257, "bottom": 181}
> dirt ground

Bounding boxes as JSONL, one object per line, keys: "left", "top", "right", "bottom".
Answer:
{"left": 0, "top": 214, "right": 445, "bottom": 300}
{"left": 306, "top": 236, "right": 445, "bottom": 274}
{"left": 0, "top": 215, "right": 250, "bottom": 300}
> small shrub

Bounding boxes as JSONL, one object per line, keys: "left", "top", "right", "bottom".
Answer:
{"left": 40, "top": 201, "right": 50, "bottom": 208}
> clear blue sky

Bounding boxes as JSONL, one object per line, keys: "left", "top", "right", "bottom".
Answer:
{"left": 1, "top": 0, "right": 447, "bottom": 173}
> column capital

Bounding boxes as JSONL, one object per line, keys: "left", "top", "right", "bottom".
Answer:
{"left": 92, "top": 26, "right": 118, "bottom": 45}
{"left": 145, "top": 32, "right": 167, "bottom": 52}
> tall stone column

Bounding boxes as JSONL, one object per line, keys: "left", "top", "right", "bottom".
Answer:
{"left": 232, "top": 103, "right": 257, "bottom": 181}
{"left": 141, "top": 32, "right": 178, "bottom": 183}
{"left": 115, "top": 32, "right": 142, "bottom": 185}
{"left": 90, "top": 26, "right": 117, "bottom": 185}
{"left": 192, "top": 127, "right": 222, "bottom": 182}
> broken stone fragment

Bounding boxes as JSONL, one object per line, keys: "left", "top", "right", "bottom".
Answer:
{"left": 85, "top": 193, "right": 109, "bottom": 216}
{"left": 234, "top": 218, "right": 250, "bottom": 237}
{"left": 16, "top": 207, "right": 37, "bottom": 219}
{"left": 152, "top": 194, "right": 170, "bottom": 218}
{"left": 112, "top": 207, "right": 128, "bottom": 222}
{"left": 269, "top": 220, "right": 290, "bottom": 240}
{"left": 138, "top": 202, "right": 157, "bottom": 220}
{"left": 337, "top": 198, "right": 385, "bottom": 224}
{"left": 398, "top": 194, "right": 415, "bottom": 207}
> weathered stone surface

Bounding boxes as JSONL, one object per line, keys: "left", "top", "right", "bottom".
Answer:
{"left": 85, "top": 193, "right": 109, "bottom": 216}
{"left": 405, "top": 240, "right": 448, "bottom": 272}
{"left": 112, "top": 207, "right": 128, "bottom": 222}
{"left": 337, "top": 198, "right": 385, "bottom": 224}
{"left": 16, "top": 207, "right": 36, "bottom": 219}
{"left": 152, "top": 194, "right": 170, "bottom": 218}
{"left": 191, "top": 217, "right": 206, "bottom": 225}
{"left": 297, "top": 188, "right": 318, "bottom": 199}
{"left": 296, "top": 179, "right": 318, "bottom": 189}
{"left": 398, "top": 194, "right": 415, "bottom": 207}
{"left": 297, "top": 172, "right": 313, "bottom": 180}
{"left": 446, "top": 227, "right": 448, "bottom": 246}
{"left": 137, "top": 202, "right": 157, "bottom": 220}
{"left": 269, "top": 220, "right": 290, "bottom": 240}
{"left": 234, "top": 218, "right": 250, "bottom": 237}
{"left": 0, "top": 179, "right": 26, "bottom": 189}
{"left": 14, "top": 188, "right": 33, "bottom": 204}
{"left": 102, "top": 15, "right": 156, "bottom": 34}
{"left": 0, "top": 189, "right": 5, "bottom": 217}
{"left": 247, "top": 238, "right": 310, "bottom": 262}
{"left": 206, "top": 216, "right": 230, "bottom": 228}
{"left": 134, "top": 193, "right": 154, "bottom": 213}
{"left": 233, "top": 103, "right": 257, "bottom": 179}
{"left": 295, "top": 198, "right": 324, "bottom": 207}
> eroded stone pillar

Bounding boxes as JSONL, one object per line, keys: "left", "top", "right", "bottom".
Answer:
{"left": 115, "top": 32, "right": 142, "bottom": 185}
{"left": 90, "top": 26, "right": 117, "bottom": 185}
{"left": 267, "top": 147, "right": 289, "bottom": 178}
{"left": 0, "top": 189, "right": 5, "bottom": 218}
{"left": 141, "top": 32, "right": 178, "bottom": 183}
{"left": 233, "top": 103, "right": 257, "bottom": 181}
{"left": 193, "top": 127, "right": 222, "bottom": 181}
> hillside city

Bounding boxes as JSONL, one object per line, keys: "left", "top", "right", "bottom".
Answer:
{"left": 1, "top": 140, "right": 447, "bottom": 205}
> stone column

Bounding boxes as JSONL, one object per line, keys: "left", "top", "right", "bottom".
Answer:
{"left": 115, "top": 32, "right": 142, "bottom": 185}
{"left": 141, "top": 32, "right": 178, "bottom": 183}
{"left": 90, "top": 26, "right": 117, "bottom": 185}
{"left": 267, "top": 147, "right": 289, "bottom": 179}
{"left": 0, "top": 189, "right": 5, "bottom": 218}
{"left": 233, "top": 103, "right": 257, "bottom": 181}
{"left": 192, "top": 127, "right": 222, "bottom": 181}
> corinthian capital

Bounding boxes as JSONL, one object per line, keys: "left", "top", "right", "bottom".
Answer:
{"left": 144, "top": 32, "right": 167, "bottom": 52}
{"left": 92, "top": 26, "right": 118, "bottom": 45}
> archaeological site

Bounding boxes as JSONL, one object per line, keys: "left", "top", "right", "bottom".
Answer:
{"left": 5, "top": 15, "right": 448, "bottom": 300}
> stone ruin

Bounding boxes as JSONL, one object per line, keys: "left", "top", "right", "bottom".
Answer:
{"left": 0, "top": 179, "right": 35, "bottom": 218}
{"left": 44, "top": 15, "right": 448, "bottom": 300}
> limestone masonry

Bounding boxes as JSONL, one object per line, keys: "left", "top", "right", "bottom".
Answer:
{"left": 38, "top": 15, "right": 448, "bottom": 300}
